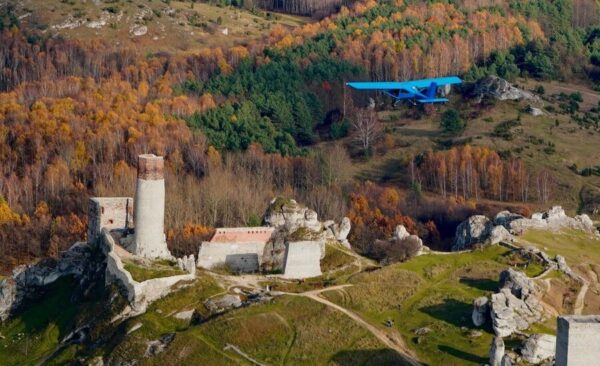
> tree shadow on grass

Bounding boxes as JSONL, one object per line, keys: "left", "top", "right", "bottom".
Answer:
{"left": 419, "top": 299, "right": 473, "bottom": 329}
{"left": 438, "top": 345, "right": 488, "bottom": 364}
{"left": 459, "top": 277, "right": 498, "bottom": 292}
{"left": 330, "top": 348, "right": 420, "bottom": 366}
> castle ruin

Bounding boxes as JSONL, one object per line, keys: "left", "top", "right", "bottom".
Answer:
{"left": 88, "top": 154, "right": 171, "bottom": 260}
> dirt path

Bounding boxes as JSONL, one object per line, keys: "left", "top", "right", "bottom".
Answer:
{"left": 279, "top": 284, "right": 421, "bottom": 366}
{"left": 302, "top": 292, "right": 421, "bottom": 365}
{"left": 224, "top": 343, "right": 267, "bottom": 366}
{"left": 573, "top": 281, "right": 589, "bottom": 315}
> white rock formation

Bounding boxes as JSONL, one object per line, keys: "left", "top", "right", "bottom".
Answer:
{"left": 394, "top": 225, "right": 410, "bottom": 240}
{"left": 489, "top": 336, "right": 506, "bottom": 366}
{"left": 130, "top": 25, "right": 148, "bottom": 37}
{"left": 489, "top": 225, "right": 513, "bottom": 245}
{"left": 452, "top": 215, "right": 493, "bottom": 251}
{"left": 521, "top": 333, "right": 556, "bottom": 364}
{"left": 500, "top": 354, "right": 514, "bottom": 366}
{"left": 474, "top": 76, "right": 539, "bottom": 103}
{"left": 509, "top": 206, "right": 597, "bottom": 235}
{"left": 491, "top": 269, "right": 546, "bottom": 337}
{"left": 264, "top": 197, "right": 352, "bottom": 248}
{"left": 177, "top": 255, "right": 196, "bottom": 276}
{"left": 472, "top": 296, "right": 489, "bottom": 327}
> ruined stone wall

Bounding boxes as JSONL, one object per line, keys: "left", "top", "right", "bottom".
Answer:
{"left": 556, "top": 315, "right": 600, "bottom": 366}
{"left": 282, "top": 241, "right": 322, "bottom": 279}
{"left": 197, "top": 242, "right": 267, "bottom": 273}
{"left": 88, "top": 197, "right": 133, "bottom": 243}
{"left": 101, "top": 229, "right": 194, "bottom": 314}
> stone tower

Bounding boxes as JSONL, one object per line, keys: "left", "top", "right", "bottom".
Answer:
{"left": 132, "top": 154, "right": 171, "bottom": 259}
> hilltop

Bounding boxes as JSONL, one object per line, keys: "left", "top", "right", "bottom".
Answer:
{"left": 2, "top": 0, "right": 307, "bottom": 53}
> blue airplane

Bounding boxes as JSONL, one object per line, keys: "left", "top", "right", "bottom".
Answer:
{"left": 346, "top": 76, "right": 463, "bottom": 104}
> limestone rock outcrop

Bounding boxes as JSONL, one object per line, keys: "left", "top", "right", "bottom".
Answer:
{"left": 394, "top": 225, "right": 410, "bottom": 240}
{"left": 204, "top": 294, "right": 243, "bottom": 314}
{"left": 489, "top": 225, "right": 513, "bottom": 245}
{"left": 489, "top": 336, "right": 506, "bottom": 366}
{"left": 491, "top": 269, "right": 545, "bottom": 337}
{"left": 493, "top": 211, "right": 524, "bottom": 228}
{"left": 521, "top": 334, "right": 556, "bottom": 364}
{"left": 508, "top": 206, "right": 597, "bottom": 235}
{"left": 264, "top": 197, "right": 352, "bottom": 248}
{"left": 264, "top": 198, "right": 322, "bottom": 232}
{"left": 472, "top": 296, "right": 489, "bottom": 327}
{"left": 474, "top": 76, "right": 539, "bottom": 103}
{"left": 452, "top": 215, "right": 493, "bottom": 251}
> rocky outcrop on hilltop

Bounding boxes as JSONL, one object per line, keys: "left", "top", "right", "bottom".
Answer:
{"left": 490, "top": 269, "right": 546, "bottom": 337}
{"left": 453, "top": 206, "right": 597, "bottom": 251}
{"left": 453, "top": 215, "right": 493, "bottom": 251}
{"left": 452, "top": 214, "right": 513, "bottom": 251}
{"left": 263, "top": 197, "right": 352, "bottom": 247}
{"left": 473, "top": 76, "right": 540, "bottom": 103}
{"left": 506, "top": 206, "right": 596, "bottom": 235}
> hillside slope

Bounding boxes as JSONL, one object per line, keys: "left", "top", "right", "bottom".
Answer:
{"left": 4, "top": 0, "right": 307, "bottom": 53}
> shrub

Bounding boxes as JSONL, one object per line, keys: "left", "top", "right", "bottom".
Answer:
{"left": 440, "top": 109, "right": 465, "bottom": 135}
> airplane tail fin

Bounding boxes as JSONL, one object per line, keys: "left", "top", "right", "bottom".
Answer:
{"left": 426, "top": 82, "right": 438, "bottom": 99}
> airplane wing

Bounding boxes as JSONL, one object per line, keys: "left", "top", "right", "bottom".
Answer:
{"left": 346, "top": 76, "right": 462, "bottom": 91}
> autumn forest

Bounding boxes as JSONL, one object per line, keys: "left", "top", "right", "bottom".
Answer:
{"left": 1, "top": 0, "right": 600, "bottom": 271}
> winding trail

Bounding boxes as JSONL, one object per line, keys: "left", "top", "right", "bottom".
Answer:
{"left": 573, "top": 281, "right": 589, "bottom": 315}
{"left": 281, "top": 284, "right": 421, "bottom": 366}
{"left": 224, "top": 343, "right": 267, "bottom": 366}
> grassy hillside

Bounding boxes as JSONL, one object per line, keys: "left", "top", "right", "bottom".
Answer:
{"left": 347, "top": 78, "right": 600, "bottom": 214}
{"left": 3, "top": 230, "right": 600, "bottom": 365}
{"left": 7, "top": 0, "right": 308, "bottom": 53}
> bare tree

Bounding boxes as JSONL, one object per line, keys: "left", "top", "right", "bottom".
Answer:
{"left": 352, "top": 108, "right": 381, "bottom": 157}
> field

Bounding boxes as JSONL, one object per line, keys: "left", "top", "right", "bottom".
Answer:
{"left": 322, "top": 246, "right": 511, "bottom": 365}
{"left": 11, "top": 0, "right": 308, "bottom": 53}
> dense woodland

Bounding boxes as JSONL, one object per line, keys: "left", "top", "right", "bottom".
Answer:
{"left": 1, "top": 0, "right": 599, "bottom": 271}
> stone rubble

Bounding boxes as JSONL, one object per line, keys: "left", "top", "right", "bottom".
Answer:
{"left": 145, "top": 333, "right": 176, "bottom": 357}
{"left": 204, "top": 294, "right": 243, "bottom": 314}
{"left": 521, "top": 333, "right": 556, "bottom": 364}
